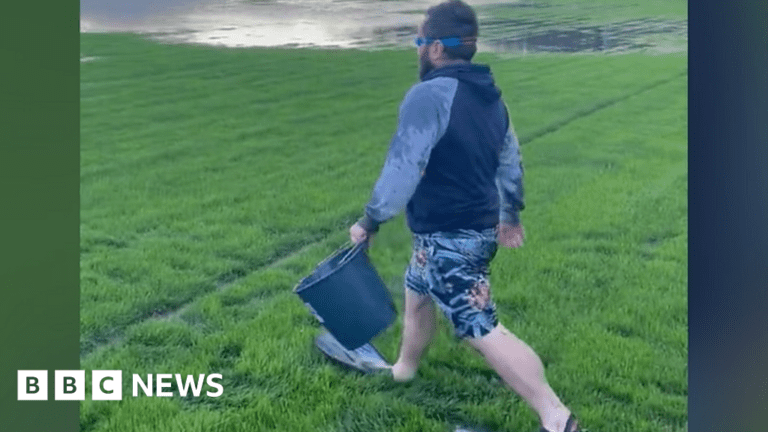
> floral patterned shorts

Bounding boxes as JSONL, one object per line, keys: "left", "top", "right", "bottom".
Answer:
{"left": 404, "top": 228, "right": 499, "bottom": 339}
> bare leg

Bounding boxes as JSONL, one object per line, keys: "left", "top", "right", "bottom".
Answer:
{"left": 466, "top": 324, "right": 574, "bottom": 432}
{"left": 391, "top": 289, "right": 436, "bottom": 382}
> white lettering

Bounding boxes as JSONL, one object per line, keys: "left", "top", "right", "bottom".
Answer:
{"left": 206, "top": 374, "right": 223, "bottom": 397}
{"left": 156, "top": 374, "right": 173, "bottom": 397}
{"left": 175, "top": 374, "right": 205, "bottom": 397}
{"left": 132, "top": 374, "right": 152, "bottom": 397}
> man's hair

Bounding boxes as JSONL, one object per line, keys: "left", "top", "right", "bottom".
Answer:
{"left": 422, "top": 0, "right": 479, "bottom": 61}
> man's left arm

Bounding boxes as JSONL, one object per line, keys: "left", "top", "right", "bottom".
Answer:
{"left": 495, "top": 122, "right": 526, "bottom": 248}
{"left": 352, "top": 80, "right": 455, "bottom": 240}
{"left": 495, "top": 123, "right": 525, "bottom": 226}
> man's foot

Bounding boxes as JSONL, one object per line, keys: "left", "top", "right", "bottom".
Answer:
{"left": 540, "top": 414, "right": 580, "bottom": 432}
{"left": 391, "top": 360, "right": 417, "bottom": 382}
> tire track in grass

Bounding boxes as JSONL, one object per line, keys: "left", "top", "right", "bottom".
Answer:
{"left": 80, "top": 240, "right": 333, "bottom": 361}
{"left": 518, "top": 69, "right": 687, "bottom": 146}
{"left": 80, "top": 213, "right": 356, "bottom": 359}
{"left": 81, "top": 69, "right": 686, "bottom": 361}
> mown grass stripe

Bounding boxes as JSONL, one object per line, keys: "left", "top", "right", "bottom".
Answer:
{"left": 80, "top": 240, "right": 343, "bottom": 361}
{"left": 79, "top": 212, "right": 357, "bottom": 358}
{"left": 520, "top": 69, "right": 687, "bottom": 146}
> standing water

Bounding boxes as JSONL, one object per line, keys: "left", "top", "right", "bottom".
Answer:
{"left": 80, "top": 0, "right": 687, "bottom": 53}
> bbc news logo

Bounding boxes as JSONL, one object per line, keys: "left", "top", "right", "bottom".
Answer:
{"left": 18, "top": 370, "right": 223, "bottom": 401}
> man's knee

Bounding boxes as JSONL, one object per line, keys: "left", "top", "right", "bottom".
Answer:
{"left": 463, "top": 323, "right": 512, "bottom": 353}
{"left": 404, "top": 288, "right": 433, "bottom": 313}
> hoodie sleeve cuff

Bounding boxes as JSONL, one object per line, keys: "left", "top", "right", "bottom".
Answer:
{"left": 357, "top": 213, "right": 382, "bottom": 233}
{"left": 500, "top": 210, "right": 521, "bottom": 227}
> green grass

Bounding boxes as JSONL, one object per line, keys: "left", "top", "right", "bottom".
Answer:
{"left": 80, "top": 27, "right": 687, "bottom": 432}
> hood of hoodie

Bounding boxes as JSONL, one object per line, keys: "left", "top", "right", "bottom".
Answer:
{"left": 421, "top": 63, "right": 502, "bottom": 103}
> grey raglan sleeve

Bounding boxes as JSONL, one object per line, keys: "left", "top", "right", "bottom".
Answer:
{"left": 495, "top": 123, "right": 525, "bottom": 226}
{"left": 357, "top": 80, "right": 455, "bottom": 232}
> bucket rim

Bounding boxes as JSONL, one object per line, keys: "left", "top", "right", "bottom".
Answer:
{"left": 293, "top": 241, "right": 367, "bottom": 293}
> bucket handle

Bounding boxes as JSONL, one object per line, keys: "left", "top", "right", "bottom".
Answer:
{"left": 339, "top": 239, "right": 369, "bottom": 265}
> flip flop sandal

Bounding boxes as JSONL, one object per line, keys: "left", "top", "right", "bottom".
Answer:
{"left": 539, "top": 414, "right": 580, "bottom": 432}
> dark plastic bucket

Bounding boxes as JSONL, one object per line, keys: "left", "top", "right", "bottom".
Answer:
{"left": 294, "top": 241, "right": 396, "bottom": 350}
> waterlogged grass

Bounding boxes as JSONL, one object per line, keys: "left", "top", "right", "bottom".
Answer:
{"left": 478, "top": 0, "right": 687, "bottom": 25}
{"left": 81, "top": 32, "right": 686, "bottom": 432}
{"left": 476, "top": 0, "right": 687, "bottom": 54}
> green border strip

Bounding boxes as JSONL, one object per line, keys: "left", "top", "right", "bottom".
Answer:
{"left": 0, "top": 1, "right": 79, "bottom": 430}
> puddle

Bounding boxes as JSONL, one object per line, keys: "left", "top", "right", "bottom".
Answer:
{"left": 82, "top": 0, "right": 444, "bottom": 49}
{"left": 80, "top": 0, "right": 687, "bottom": 53}
{"left": 485, "top": 18, "right": 687, "bottom": 53}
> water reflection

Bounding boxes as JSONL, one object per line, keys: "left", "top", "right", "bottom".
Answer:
{"left": 80, "top": 0, "right": 687, "bottom": 53}
{"left": 82, "top": 0, "right": 429, "bottom": 48}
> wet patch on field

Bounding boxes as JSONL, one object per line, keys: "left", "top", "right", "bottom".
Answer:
{"left": 81, "top": 0, "right": 686, "bottom": 53}
{"left": 481, "top": 18, "right": 687, "bottom": 53}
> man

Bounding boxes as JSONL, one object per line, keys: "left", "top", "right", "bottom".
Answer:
{"left": 348, "top": 2, "right": 581, "bottom": 432}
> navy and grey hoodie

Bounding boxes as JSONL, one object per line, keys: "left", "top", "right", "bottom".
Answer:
{"left": 358, "top": 63, "right": 524, "bottom": 234}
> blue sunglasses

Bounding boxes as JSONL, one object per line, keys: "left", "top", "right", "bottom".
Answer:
{"left": 414, "top": 36, "right": 463, "bottom": 47}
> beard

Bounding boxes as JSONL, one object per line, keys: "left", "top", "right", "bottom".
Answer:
{"left": 418, "top": 50, "right": 435, "bottom": 81}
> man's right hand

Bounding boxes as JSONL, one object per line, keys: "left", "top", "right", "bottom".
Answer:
{"left": 349, "top": 222, "right": 372, "bottom": 245}
{"left": 498, "top": 223, "right": 524, "bottom": 248}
